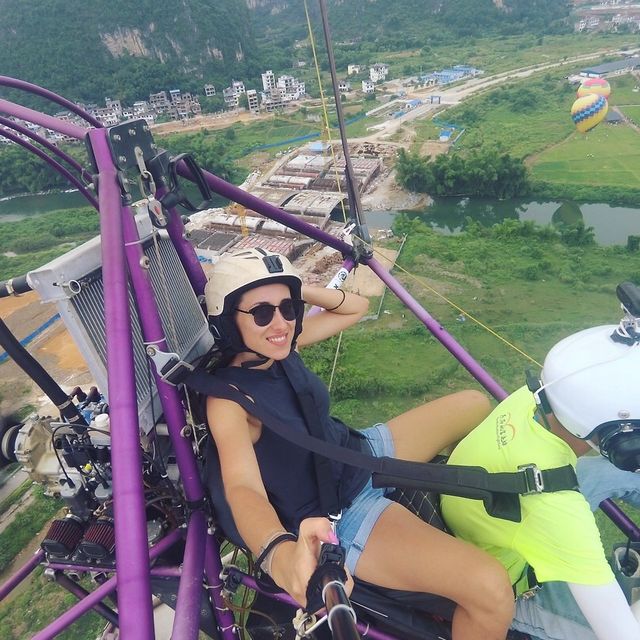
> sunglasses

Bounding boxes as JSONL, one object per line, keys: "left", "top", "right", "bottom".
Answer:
{"left": 235, "top": 298, "right": 305, "bottom": 327}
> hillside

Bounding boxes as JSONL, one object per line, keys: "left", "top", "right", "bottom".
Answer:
{"left": 0, "top": 0, "right": 257, "bottom": 106}
{"left": 251, "top": 0, "right": 572, "bottom": 46}
{"left": 0, "top": 0, "right": 573, "bottom": 107}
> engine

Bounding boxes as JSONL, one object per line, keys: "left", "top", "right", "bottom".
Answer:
{"left": 0, "top": 389, "right": 185, "bottom": 567}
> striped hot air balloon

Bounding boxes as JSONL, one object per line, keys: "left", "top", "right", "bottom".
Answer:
{"left": 571, "top": 94, "right": 608, "bottom": 133}
{"left": 577, "top": 77, "right": 611, "bottom": 99}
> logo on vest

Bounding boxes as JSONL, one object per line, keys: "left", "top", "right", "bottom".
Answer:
{"left": 495, "top": 412, "right": 515, "bottom": 448}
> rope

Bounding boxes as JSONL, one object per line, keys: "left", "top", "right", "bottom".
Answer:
{"left": 387, "top": 256, "right": 543, "bottom": 368}
{"left": 327, "top": 331, "right": 343, "bottom": 392}
{"left": 303, "top": 0, "right": 348, "bottom": 223}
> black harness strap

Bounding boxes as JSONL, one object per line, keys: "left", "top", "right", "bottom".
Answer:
{"left": 279, "top": 356, "right": 342, "bottom": 516}
{"left": 186, "top": 371, "right": 578, "bottom": 523}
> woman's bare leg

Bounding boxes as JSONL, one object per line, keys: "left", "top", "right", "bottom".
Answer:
{"left": 388, "top": 390, "right": 492, "bottom": 462}
{"left": 355, "top": 503, "right": 514, "bottom": 640}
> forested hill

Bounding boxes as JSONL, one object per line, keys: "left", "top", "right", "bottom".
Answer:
{"left": 0, "top": 0, "right": 258, "bottom": 106}
{"left": 251, "top": 0, "right": 572, "bottom": 48}
{"left": 0, "top": 0, "right": 571, "bottom": 107}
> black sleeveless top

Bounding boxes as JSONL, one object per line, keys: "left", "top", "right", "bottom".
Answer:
{"left": 206, "top": 351, "right": 371, "bottom": 541}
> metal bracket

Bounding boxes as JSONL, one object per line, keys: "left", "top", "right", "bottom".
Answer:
{"left": 107, "top": 119, "right": 157, "bottom": 173}
{"left": 145, "top": 345, "right": 194, "bottom": 385}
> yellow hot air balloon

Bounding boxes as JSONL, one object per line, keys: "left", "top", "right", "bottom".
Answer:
{"left": 577, "top": 77, "right": 611, "bottom": 100}
{"left": 571, "top": 94, "right": 608, "bottom": 133}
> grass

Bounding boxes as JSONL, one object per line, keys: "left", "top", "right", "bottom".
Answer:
{"left": 0, "top": 486, "right": 62, "bottom": 573}
{"left": 382, "top": 32, "right": 637, "bottom": 78}
{"left": 0, "top": 478, "right": 32, "bottom": 517}
{"left": 0, "top": 567, "right": 105, "bottom": 640}
{"left": 530, "top": 124, "right": 640, "bottom": 189}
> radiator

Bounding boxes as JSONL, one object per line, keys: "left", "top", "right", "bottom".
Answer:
{"left": 28, "top": 214, "right": 213, "bottom": 433}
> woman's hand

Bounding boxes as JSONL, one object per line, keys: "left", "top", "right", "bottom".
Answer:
{"left": 269, "top": 517, "right": 354, "bottom": 608}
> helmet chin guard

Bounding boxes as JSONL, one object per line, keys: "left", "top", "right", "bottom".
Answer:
{"left": 205, "top": 248, "right": 303, "bottom": 359}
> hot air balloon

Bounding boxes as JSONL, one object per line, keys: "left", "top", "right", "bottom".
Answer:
{"left": 577, "top": 77, "right": 611, "bottom": 99}
{"left": 571, "top": 94, "right": 608, "bottom": 133}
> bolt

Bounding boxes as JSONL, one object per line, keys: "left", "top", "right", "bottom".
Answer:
{"left": 113, "top": 134, "right": 121, "bottom": 141}
{"left": 129, "top": 128, "right": 136, "bottom": 136}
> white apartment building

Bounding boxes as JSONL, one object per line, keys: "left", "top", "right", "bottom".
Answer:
{"left": 204, "top": 84, "right": 216, "bottom": 97}
{"left": 369, "top": 63, "right": 389, "bottom": 83}
{"left": 362, "top": 80, "right": 375, "bottom": 94}
{"left": 262, "top": 70, "right": 276, "bottom": 92}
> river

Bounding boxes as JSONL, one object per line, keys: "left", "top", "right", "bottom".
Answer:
{"left": 0, "top": 190, "right": 88, "bottom": 222}
{"left": 364, "top": 198, "right": 640, "bottom": 246}
{"left": 2, "top": 192, "right": 639, "bottom": 247}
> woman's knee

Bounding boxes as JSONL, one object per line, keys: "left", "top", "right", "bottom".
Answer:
{"left": 463, "top": 556, "right": 514, "bottom": 616}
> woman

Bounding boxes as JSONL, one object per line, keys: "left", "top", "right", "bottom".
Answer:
{"left": 204, "top": 247, "right": 514, "bottom": 639}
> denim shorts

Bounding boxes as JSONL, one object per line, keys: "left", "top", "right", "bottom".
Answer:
{"left": 335, "top": 423, "right": 396, "bottom": 574}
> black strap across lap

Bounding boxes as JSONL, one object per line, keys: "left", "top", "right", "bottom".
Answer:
{"left": 186, "top": 370, "right": 578, "bottom": 522}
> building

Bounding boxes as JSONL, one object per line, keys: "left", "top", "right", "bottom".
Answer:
{"left": 362, "top": 80, "right": 375, "bottom": 94}
{"left": 348, "top": 64, "right": 363, "bottom": 75}
{"left": 580, "top": 57, "right": 640, "bottom": 78}
{"left": 231, "top": 80, "right": 246, "bottom": 95}
{"left": 338, "top": 81, "right": 351, "bottom": 93}
{"left": 262, "top": 86, "right": 286, "bottom": 111}
{"left": 369, "top": 63, "right": 389, "bottom": 83}
{"left": 149, "top": 91, "right": 170, "bottom": 112}
{"left": 246, "top": 89, "right": 260, "bottom": 114}
{"left": 222, "top": 86, "right": 239, "bottom": 109}
{"left": 262, "top": 70, "right": 276, "bottom": 92}
{"left": 169, "top": 89, "right": 182, "bottom": 104}
{"left": 204, "top": 84, "right": 216, "bottom": 97}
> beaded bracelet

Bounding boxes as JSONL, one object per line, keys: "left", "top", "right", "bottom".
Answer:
{"left": 325, "top": 288, "right": 346, "bottom": 312}
{"left": 256, "top": 531, "right": 298, "bottom": 576}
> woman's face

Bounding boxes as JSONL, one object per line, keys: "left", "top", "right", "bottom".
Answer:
{"left": 235, "top": 283, "right": 297, "bottom": 361}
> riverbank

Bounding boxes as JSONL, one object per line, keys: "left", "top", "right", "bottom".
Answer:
{"left": 362, "top": 169, "right": 430, "bottom": 212}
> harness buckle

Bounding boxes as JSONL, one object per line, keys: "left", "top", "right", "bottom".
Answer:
{"left": 518, "top": 464, "right": 545, "bottom": 494}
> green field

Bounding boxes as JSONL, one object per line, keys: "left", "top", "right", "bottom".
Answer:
{"left": 382, "top": 33, "right": 637, "bottom": 78}
{"left": 530, "top": 124, "right": 640, "bottom": 188}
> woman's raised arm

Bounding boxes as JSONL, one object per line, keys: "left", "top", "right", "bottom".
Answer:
{"left": 297, "top": 285, "right": 369, "bottom": 347}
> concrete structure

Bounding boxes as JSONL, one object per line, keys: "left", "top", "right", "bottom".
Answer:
{"left": 338, "top": 81, "right": 351, "bottom": 93}
{"left": 222, "top": 87, "right": 239, "bottom": 109}
{"left": 262, "top": 70, "right": 276, "bottom": 92}
{"left": 348, "top": 64, "right": 363, "bottom": 75}
{"left": 370, "top": 63, "right": 389, "bottom": 83}
{"left": 204, "top": 84, "right": 216, "bottom": 97}
{"left": 362, "top": 80, "right": 375, "bottom": 94}
{"left": 246, "top": 89, "right": 260, "bottom": 114}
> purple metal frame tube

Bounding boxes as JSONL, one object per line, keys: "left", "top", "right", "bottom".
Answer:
{"left": 0, "top": 549, "right": 44, "bottom": 601}
{"left": 54, "top": 572, "right": 119, "bottom": 627}
{"left": 0, "top": 115, "right": 93, "bottom": 184}
{"left": 163, "top": 200, "right": 208, "bottom": 296}
{"left": 204, "top": 535, "right": 237, "bottom": 639}
{"left": 121, "top": 208, "right": 204, "bottom": 500}
{"left": 180, "top": 163, "right": 353, "bottom": 257}
{"left": 0, "top": 76, "right": 102, "bottom": 127}
{"left": 0, "top": 127, "right": 97, "bottom": 208}
{"left": 33, "top": 530, "right": 182, "bottom": 640}
{"left": 0, "top": 98, "right": 88, "bottom": 140}
{"left": 88, "top": 127, "right": 154, "bottom": 639}
{"left": 600, "top": 499, "right": 640, "bottom": 541}
{"left": 171, "top": 511, "right": 207, "bottom": 640}
{"left": 366, "top": 257, "right": 508, "bottom": 401}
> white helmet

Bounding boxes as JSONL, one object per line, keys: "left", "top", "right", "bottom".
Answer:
{"left": 541, "top": 325, "right": 640, "bottom": 470}
{"left": 205, "top": 248, "right": 302, "bottom": 354}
